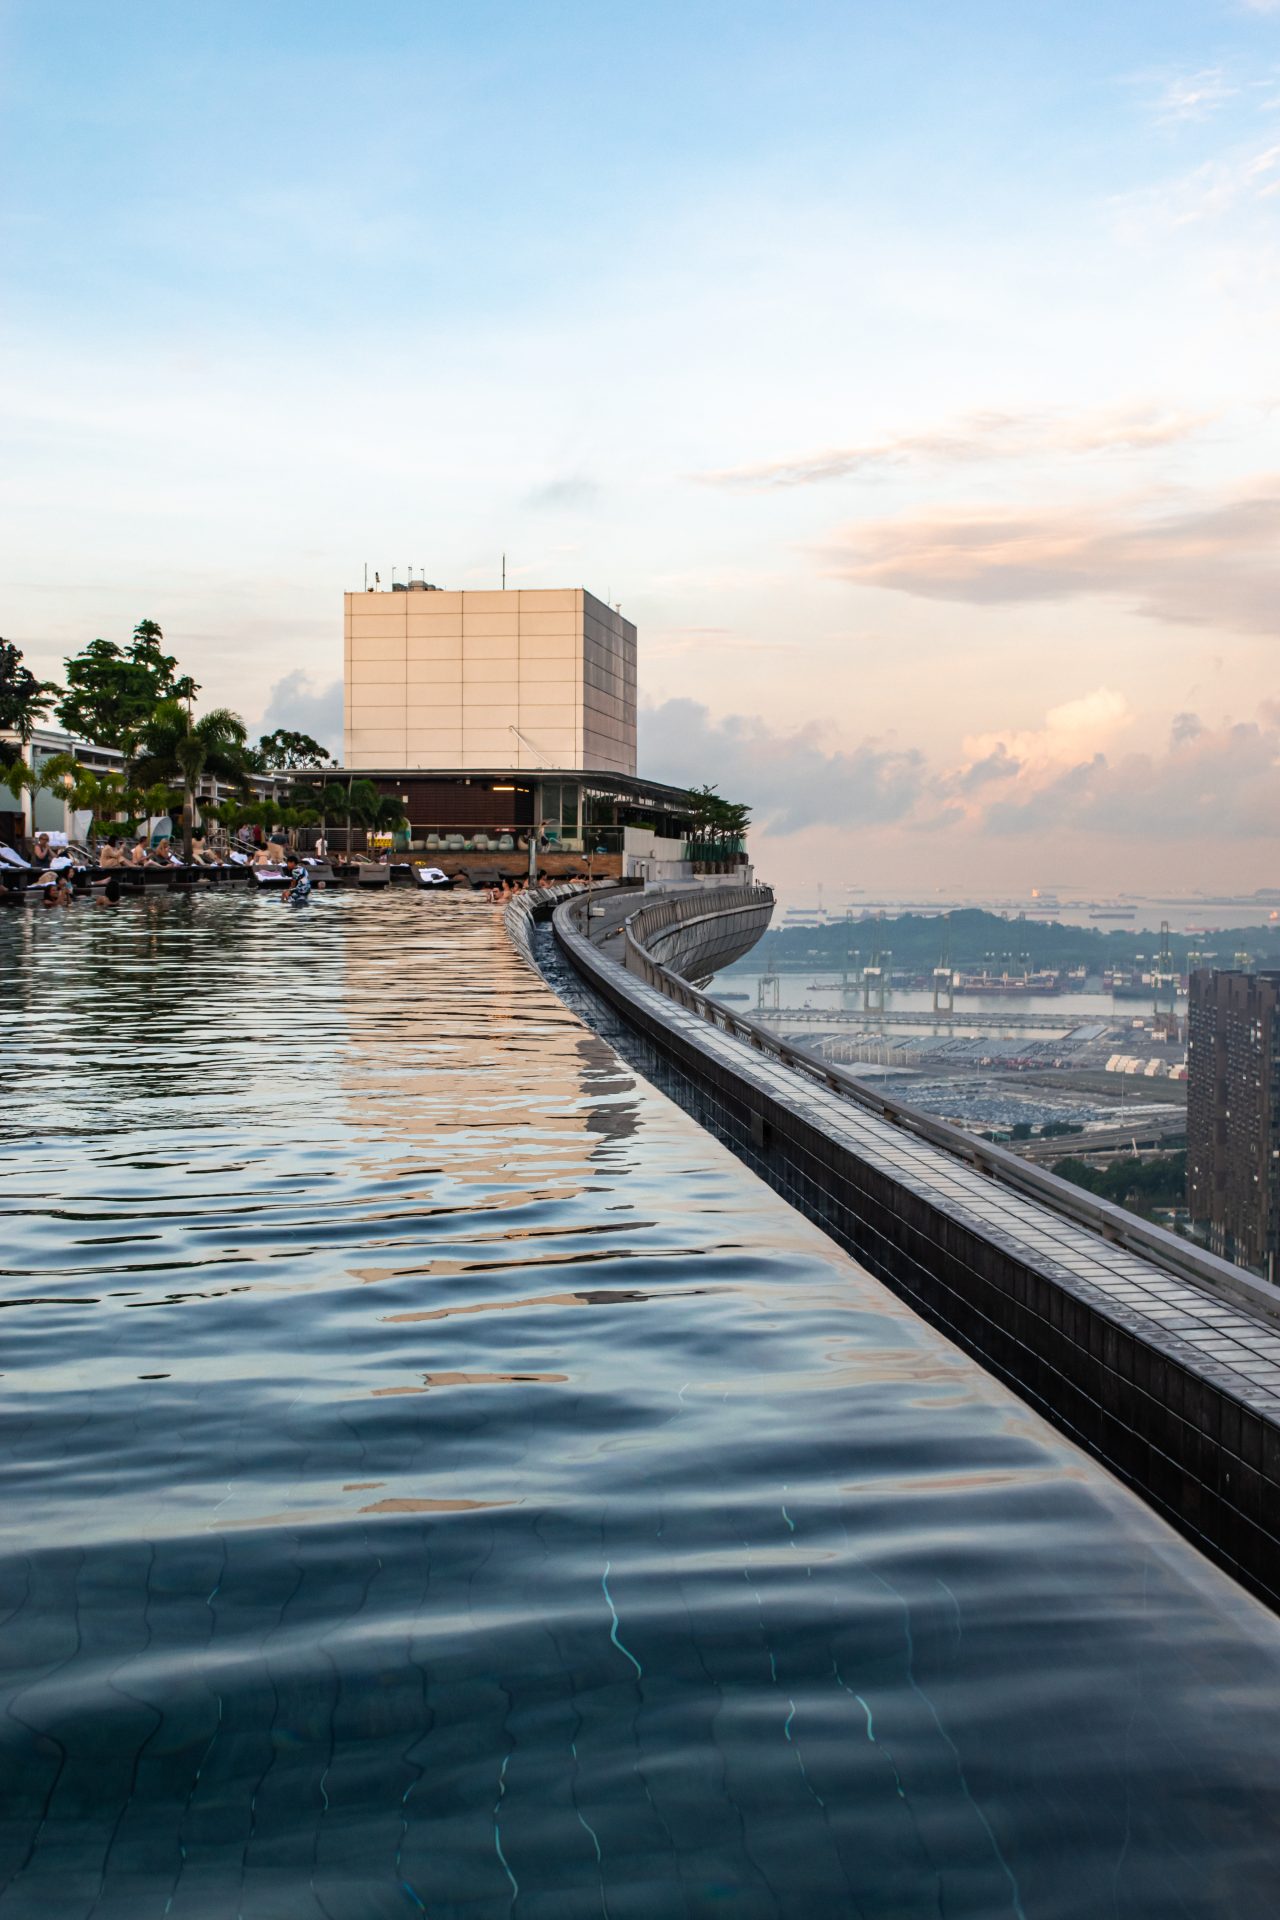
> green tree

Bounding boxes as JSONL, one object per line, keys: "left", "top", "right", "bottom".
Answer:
{"left": 684, "top": 783, "right": 750, "bottom": 863}
{"left": 55, "top": 620, "right": 197, "bottom": 776}
{"left": 318, "top": 779, "right": 353, "bottom": 853}
{"left": 134, "top": 701, "right": 254, "bottom": 862}
{"left": 1053, "top": 1152, "right": 1188, "bottom": 1218}
{"left": 334, "top": 778, "right": 407, "bottom": 855}
{"left": 256, "top": 728, "right": 335, "bottom": 771}
{"left": 1, "top": 757, "right": 44, "bottom": 818}
{"left": 0, "top": 640, "right": 58, "bottom": 760}
{"left": 22, "top": 752, "right": 136, "bottom": 847}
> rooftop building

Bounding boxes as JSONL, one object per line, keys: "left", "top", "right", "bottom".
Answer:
{"left": 344, "top": 585, "right": 636, "bottom": 775}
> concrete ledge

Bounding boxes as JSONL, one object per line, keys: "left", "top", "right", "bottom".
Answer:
{"left": 542, "top": 886, "right": 1280, "bottom": 1610}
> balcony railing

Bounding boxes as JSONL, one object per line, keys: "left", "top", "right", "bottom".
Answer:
{"left": 400, "top": 825, "right": 625, "bottom": 855}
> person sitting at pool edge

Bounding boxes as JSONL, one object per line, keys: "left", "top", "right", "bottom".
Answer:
{"left": 98, "top": 836, "right": 125, "bottom": 868}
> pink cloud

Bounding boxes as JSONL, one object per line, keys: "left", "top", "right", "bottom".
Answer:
{"left": 822, "top": 483, "right": 1280, "bottom": 636}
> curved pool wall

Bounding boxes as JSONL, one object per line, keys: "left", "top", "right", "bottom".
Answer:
{"left": 621, "top": 884, "right": 775, "bottom": 984}
{"left": 548, "top": 884, "right": 1280, "bottom": 1610}
{"left": 8, "top": 888, "right": 1280, "bottom": 1916}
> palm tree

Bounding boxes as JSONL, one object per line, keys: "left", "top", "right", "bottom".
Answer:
{"left": 325, "top": 780, "right": 354, "bottom": 855}
{"left": 345, "top": 779, "right": 407, "bottom": 855}
{"left": 0, "top": 751, "right": 114, "bottom": 847}
{"left": 28, "top": 753, "right": 135, "bottom": 849}
{"left": 1, "top": 757, "right": 39, "bottom": 809}
{"left": 135, "top": 701, "right": 253, "bottom": 862}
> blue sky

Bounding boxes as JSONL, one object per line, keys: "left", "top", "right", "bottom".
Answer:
{"left": 4, "top": 0, "right": 1279, "bottom": 895}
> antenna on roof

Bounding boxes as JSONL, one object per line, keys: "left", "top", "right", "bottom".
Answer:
{"left": 502, "top": 553, "right": 506, "bottom": 590}
{"left": 363, "top": 562, "right": 368, "bottom": 591}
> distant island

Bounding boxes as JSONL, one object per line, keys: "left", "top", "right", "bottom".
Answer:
{"left": 723, "top": 907, "right": 1280, "bottom": 974}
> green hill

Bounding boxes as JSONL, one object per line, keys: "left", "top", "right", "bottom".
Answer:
{"left": 727, "top": 908, "right": 1280, "bottom": 974}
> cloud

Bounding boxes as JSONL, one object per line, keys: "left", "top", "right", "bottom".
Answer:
{"left": 525, "top": 475, "right": 600, "bottom": 509}
{"left": 946, "top": 744, "right": 1025, "bottom": 794}
{"left": 822, "top": 483, "right": 1280, "bottom": 635}
{"left": 259, "top": 670, "right": 344, "bottom": 758}
{"left": 1119, "top": 138, "right": 1280, "bottom": 226}
{"left": 639, "top": 697, "right": 927, "bottom": 834}
{"left": 1148, "top": 68, "right": 1238, "bottom": 123}
{"left": 980, "top": 710, "right": 1280, "bottom": 839}
{"left": 932, "top": 690, "right": 1280, "bottom": 840}
{"left": 639, "top": 684, "right": 1280, "bottom": 851}
{"left": 959, "top": 689, "right": 1132, "bottom": 783}
{"left": 696, "top": 405, "right": 1210, "bottom": 489}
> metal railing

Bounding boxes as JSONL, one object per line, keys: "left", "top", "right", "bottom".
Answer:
{"left": 556, "top": 885, "right": 1280, "bottom": 1327}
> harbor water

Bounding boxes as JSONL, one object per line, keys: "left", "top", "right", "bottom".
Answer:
{"left": 2, "top": 891, "right": 1279, "bottom": 1917}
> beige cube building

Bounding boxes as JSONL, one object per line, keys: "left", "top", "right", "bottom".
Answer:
{"left": 344, "top": 585, "right": 637, "bottom": 774}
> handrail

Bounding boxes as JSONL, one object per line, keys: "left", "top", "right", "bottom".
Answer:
{"left": 555, "top": 888, "right": 1280, "bottom": 1328}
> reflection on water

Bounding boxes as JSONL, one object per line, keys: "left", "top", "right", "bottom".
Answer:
{"left": 2, "top": 892, "right": 1280, "bottom": 1917}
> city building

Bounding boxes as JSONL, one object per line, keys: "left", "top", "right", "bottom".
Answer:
{"left": 1187, "top": 968, "right": 1280, "bottom": 1280}
{"left": 344, "top": 585, "right": 636, "bottom": 774}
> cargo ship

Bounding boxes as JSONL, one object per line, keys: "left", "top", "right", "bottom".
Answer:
{"left": 955, "top": 971, "right": 1061, "bottom": 996}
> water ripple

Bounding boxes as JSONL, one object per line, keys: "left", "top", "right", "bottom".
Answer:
{"left": 2, "top": 892, "right": 1280, "bottom": 1916}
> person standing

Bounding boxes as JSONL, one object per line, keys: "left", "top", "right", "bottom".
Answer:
{"left": 281, "top": 854, "right": 312, "bottom": 905}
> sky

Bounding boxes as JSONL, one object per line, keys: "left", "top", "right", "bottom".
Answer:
{"left": 3, "top": 0, "right": 1279, "bottom": 902}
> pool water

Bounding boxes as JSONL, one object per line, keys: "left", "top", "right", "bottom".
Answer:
{"left": 1, "top": 891, "right": 1278, "bottom": 1917}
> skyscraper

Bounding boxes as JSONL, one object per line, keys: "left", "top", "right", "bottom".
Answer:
{"left": 1187, "top": 969, "right": 1280, "bottom": 1280}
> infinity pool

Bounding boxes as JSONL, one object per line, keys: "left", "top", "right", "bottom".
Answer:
{"left": 2, "top": 891, "right": 1278, "bottom": 1917}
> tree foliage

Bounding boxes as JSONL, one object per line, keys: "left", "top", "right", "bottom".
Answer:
{"left": 0, "top": 639, "right": 58, "bottom": 754}
{"left": 134, "top": 701, "right": 254, "bottom": 861}
{"left": 284, "top": 776, "right": 406, "bottom": 851}
{"left": 685, "top": 783, "right": 751, "bottom": 856}
{"left": 27, "top": 753, "right": 136, "bottom": 845}
{"left": 1053, "top": 1152, "right": 1187, "bottom": 1217}
{"left": 256, "top": 728, "right": 335, "bottom": 771}
{"left": 55, "top": 620, "right": 198, "bottom": 772}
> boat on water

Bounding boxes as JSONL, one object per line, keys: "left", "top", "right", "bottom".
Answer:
{"left": 955, "top": 972, "right": 1061, "bottom": 996}
{"left": 1089, "top": 906, "right": 1137, "bottom": 920}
